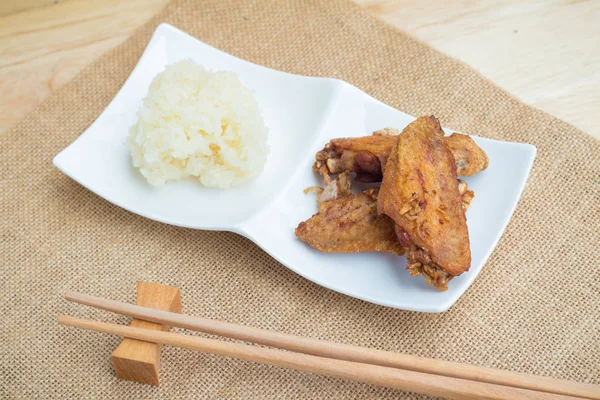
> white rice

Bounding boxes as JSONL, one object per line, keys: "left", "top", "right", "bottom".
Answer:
{"left": 127, "top": 60, "right": 269, "bottom": 188}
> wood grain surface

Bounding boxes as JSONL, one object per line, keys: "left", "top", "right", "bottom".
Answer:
{"left": 1, "top": 0, "right": 599, "bottom": 139}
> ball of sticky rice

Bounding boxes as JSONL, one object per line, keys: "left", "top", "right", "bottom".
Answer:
{"left": 127, "top": 60, "right": 269, "bottom": 188}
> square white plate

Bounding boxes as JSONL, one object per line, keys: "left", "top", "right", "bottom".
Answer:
{"left": 54, "top": 23, "right": 536, "bottom": 312}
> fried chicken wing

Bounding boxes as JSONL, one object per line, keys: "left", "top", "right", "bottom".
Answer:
{"left": 295, "top": 188, "right": 405, "bottom": 255}
{"left": 377, "top": 116, "right": 471, "bottom": 290}
{"left": 445, "top": 133, "right": 489, "bottom": 176}
{"left": 315, "top": 135, "right": 393, "bottom": 183}
{"left": 314, "top": 129, "right": 488, "bottom": 182}
{"left": 296, "top": 177, "right": 474, "bottom": 258}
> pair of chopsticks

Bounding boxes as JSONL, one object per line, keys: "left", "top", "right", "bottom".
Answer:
{"left": 59, "top": 291, "right": 599, "bottom": 400}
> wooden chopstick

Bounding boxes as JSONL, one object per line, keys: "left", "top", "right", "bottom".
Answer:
{"left": 65, "top": 291, "right": 600, "bottom": 400}
{"left": 59, "top": 315, "right": 578, "bottom": 400}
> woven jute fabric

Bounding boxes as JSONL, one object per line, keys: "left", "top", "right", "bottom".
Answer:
{"left": 1, "top": 0, "right": 599, "bottom": 398}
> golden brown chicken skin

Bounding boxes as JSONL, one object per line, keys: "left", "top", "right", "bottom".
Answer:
{"left": 314, "top": 130, "right": 488, "bottom": 183}
{"left": 296, "top": 179, "right": 473, "bottom": 259}
{"left": 445, "top": 133, "right": 489, "bottom": 177}
{"left": 295, "top": 188, "right": 405, "bottom": 255}
{"left": 377, "top": 116, "right": 471, "bottom": 290}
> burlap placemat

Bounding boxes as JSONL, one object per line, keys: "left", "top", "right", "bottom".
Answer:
{"left": 1, "top": 0, "right": 599, "bottom": 398}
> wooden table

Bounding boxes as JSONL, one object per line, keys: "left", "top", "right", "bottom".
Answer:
{"left": 1, "top": 0, "right": 599, "bottom": 139}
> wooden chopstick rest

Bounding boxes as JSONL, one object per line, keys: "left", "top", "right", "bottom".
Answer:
{"left": 111, "top": 282, "right": 181, "bottom": 385}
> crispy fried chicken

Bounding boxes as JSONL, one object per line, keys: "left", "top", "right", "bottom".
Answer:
{"left": 314, "top": 129, "right": 488, "bottom": 183}
{"left": 295, "top": 187, "right": 405, "bottom": 255}
{"left": 296, "top": 173, "right": 474, "bottom": 261}
{"left": 377, "top": 116, "right": 471, "bottom": 290}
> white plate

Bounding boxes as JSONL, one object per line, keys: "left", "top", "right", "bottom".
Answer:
{"left": 53, "top": 23, "right": 536, "bottom": 312}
